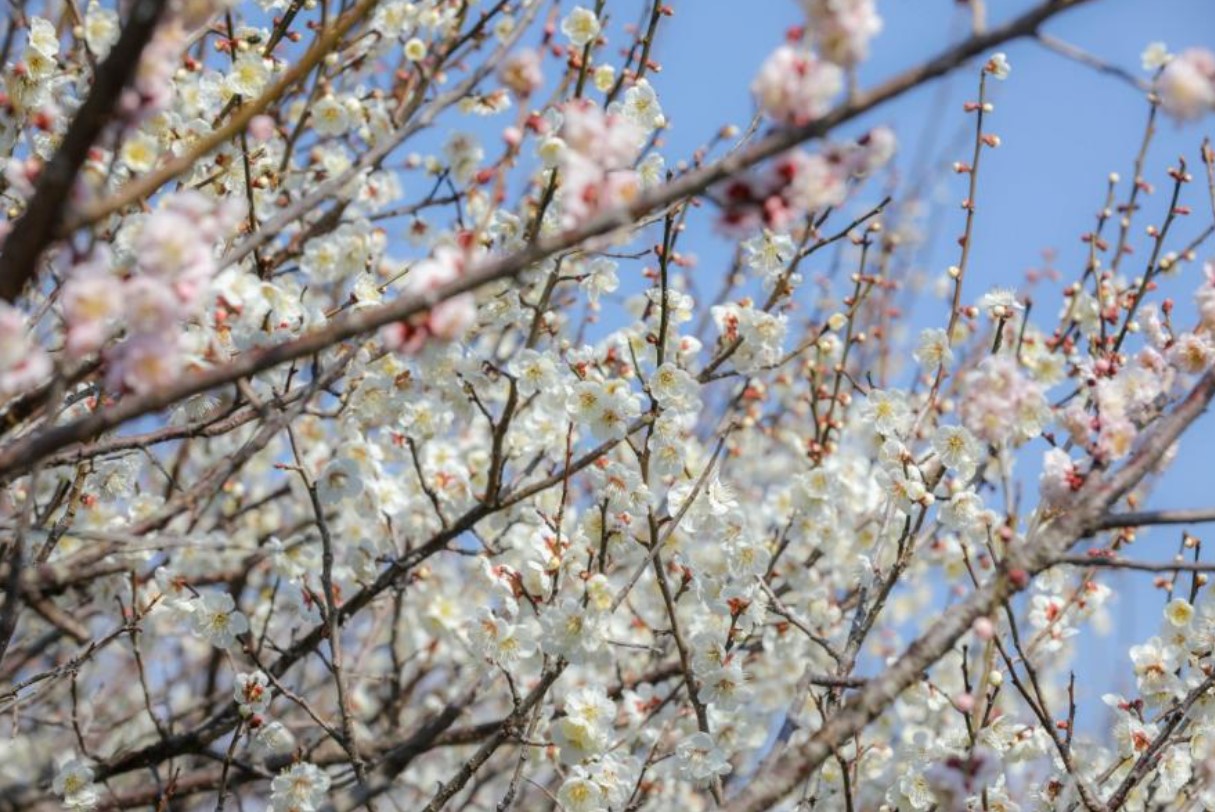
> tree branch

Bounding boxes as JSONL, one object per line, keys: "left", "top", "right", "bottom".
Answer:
{"left": 0, "top": 0, "right": 1101, "bottom": 483}
{"left": 0, "top": 0, "right": 169, "bottom": 303}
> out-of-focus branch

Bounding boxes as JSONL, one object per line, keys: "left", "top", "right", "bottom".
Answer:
{"left": 0, "top": 0, "right": 1101, "bottom": 483}
{"left": 1095, "top": 507, "right": 1215, "bottom": 531}
{"left": 1051, "top": 554, "right": 1215, "bottom": 573}
{"left": 0, "top": 0, "right": 169, "bottom": 303}
{"left": 1034, "top": 33, "right": 1150, "bottom": 91}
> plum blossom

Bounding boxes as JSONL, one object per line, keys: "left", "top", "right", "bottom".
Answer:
{"left": 539, "top": 598, "right": 605, "bottom": 663}
{"left": 468, "top": 608, "right": 535, "bottom": 666}
{"left": 751, "top": 45, "right": 843, "bottom": 126}
{"left": 1142, "top": 41, "right": 1172, "bottom": 71}
{"left": 62, "top": 191, "right": 244, "bottom": 393}
{"left": 5, "top": 6, "right": 1215, "bottom": 812}
{"left": 985, "top": 52, "right": 1011, "bottom": 80}
{"left": 553, "top": 686, "right": 616, "bottom": 764}
{"left": 1039, "top": 447, "right": 1082, "bottom": 507}
{"left": 557, "top": 767, "right": 607, "bottom": 812}
{"left": 382, "top": 241, "right": 481, "bottom": 351}
{"left": 561, "top": 6, "right": 601, "bottom": 48}
{"left": 932, "top": 425, "right": 982, "bottom": 477}
{"left": 801, "top": 0, "right": 883, "bottom": 67}
{"left": 568, "top": 379, "right": 642, "bottom": 441}
{"left": 914, "top": 328, "right": 953, "bottom": 370}
{"left": 555, "top": 99, "right": 645, "bottom": 228}
{"left": 190, "top": 591, "right": 250, "bottom": 649}
{"left": 713, "top": 128, "right": 894, "bottom": 234}
{"left": 269, "top": 762, "right": 330, "bottom": 812}
{"left": 675, "top": 732, "right": 733, "bottom": 784}
{"left": 251, "top": 721, "right": 296, "bottom": 759}
{"left": 621, "top": 78, "right": 665, "bottom": 131}
{"left": 235, "top": 670, "right": 271, "bottom": 716}
{"left": 711, "top": 301, "right": 787, "bottom": 372}
{"left": 311, "top": 95, "right": 351, "bottom": 137}
{"left": 959, "top": 356, "right": 1052, "bottom": 446}
{"left": 499, "top": 48, "right": 543, "bottom": 97}
{"left": 107, "top": 335, "right": 182, "bottom": 396}
{"left": 84, "top": 2, "right": 120, "bottom": 57}
{"left": 0, "top": 301, "right": 50, "bottom": 397}
{"left": 1157, "top": 48, "right": 1215, "bottom": 121}
{"left": 1129, "top": 636, "right": 1182, "bottom": 703}
{"left": 53, "top": 758, "right": 99, "bottom": 811}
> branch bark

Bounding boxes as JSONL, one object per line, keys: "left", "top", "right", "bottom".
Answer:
{"left": 0, "top": 0, "right": 169, "bottom": 303}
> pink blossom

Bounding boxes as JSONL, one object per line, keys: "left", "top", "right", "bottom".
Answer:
{"left": 248, "top": 114, "right": 277, "bottom": 142}
{"left": 61, "top": 251, "right": 122, "bottom": 358}
{"left": 427, "top": 294, "right": 477, "bottom": 340}
{"left": 802, "top": 0, "right": 883, "bottom": 67}
{"left": 107, "top": 335, "right": 181, "bottom": 396}
{"left": 554, "top": 100, "right": 645, "bottom": 228}
{"left": 559, "top": 99, "right": 643, "bottom": 167}
{"left": 971, "top": 617, "right": 995, "bottom": 641}
{"left": 1040, "top": 447, "right": 1082, "bottom": 506}
{"left": 713, "top": 149, "right": 845, "bottom": 235}
{"left": 923, "top": 746, "right": 1000, "bottom": 811}
{"left": 499, "top": 48, "right": 543, "bottom": 98}
{"left": 405, "top": 245, "right": 465, "bottom": 293}
{"left": 1196, "top": 261, "right": 1215, "bottom": 330}
{"left": 0, "top": 302, "right": 50, "bottom": 397}
{"left": 959, "top": 356, "right": 1052, "bottom": 446}
{"left": 135, "top": 209, "right": 216, "bottom": 282}
{"left": 781, "top": 150, "right": 848, "bottom": 213}
{"left": 385, "top": 242, "right": 482, "bottom": 351}
{"left": 123, "top": 24, "right": 188, "bottom": 123}
{"left": 133, "top": 191, "right": 243, "bottom": 300}
{"left": 4, "top": 156, "right": 42, "bottom": 198}
{"left": 751, "top": 45, "right": 842, "bottom": 126}
{"left": 75, "top": 191, "right": 243, "bottom": 393}
{"left": 711, "top": 128, "right": 892, "bottom": 235}
{"left": 845, "top": 125, "right": 897, "bottom": 177}
{"left": 123, "top": 276, "right": 186, "bottom": 333}
{"left": 1157, "top": 48, "right": 1215, "bottom": 121}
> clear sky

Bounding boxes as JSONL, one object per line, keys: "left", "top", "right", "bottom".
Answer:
{"left": 643, "top": 0, "right": 1214, "bottom": 709}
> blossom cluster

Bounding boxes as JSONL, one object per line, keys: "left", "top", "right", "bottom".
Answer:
{"left": 64, "top": 191, "right": 245, "bottom": 394}
{"left": 0, "top": 3, "right": 1213, "bottom": 812}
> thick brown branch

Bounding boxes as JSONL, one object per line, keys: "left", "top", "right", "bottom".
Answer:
{"left": 0, "top": 0, "right": 169, "bottom": 303}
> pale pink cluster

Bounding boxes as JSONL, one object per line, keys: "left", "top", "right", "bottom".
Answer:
{"left": 958, "top": 356, "right": 1052, "bottom": 446}
{"left": 555, "top": 99, "right": 645, "bottom": 228}
{"left": 1157, "top": 48, "right": 1215, "bottom": 121}
{"left": 751, "top": 45, "right": 843, "bottom": 126}
{"left": 714, "top": 127, "right": 895, "bottom": 234}
{"left": 1196, "top": 261, "right": 1215, "bottom": 329}
{"left": 1087, "top": 375, "right": 1145, "bottom": 461}
{"left": 121, "top": 24, "right": 189, "bottom": 124}
{"left": 2, "top": 156, "right": 42, "bottom": 200}
{"left": 0, "top": 301, "right": 51, "bottom": 397}
{"left": 499, "top": 48, "right": 543, "bottom": 98}
{"left": 60, "top": 191, "right": 243, "bottom": 394}
{"left": 1054, "top": 351, "right": 1179, "bottom": 466}
{"left": 1039, "top": 446, "right": 1083, "bottom": 507}
{"left": 382, "top": 238, "right": 480, "bottom": 353}
{"left": 802, "top": 0, "right": 883, "bottom": 67}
